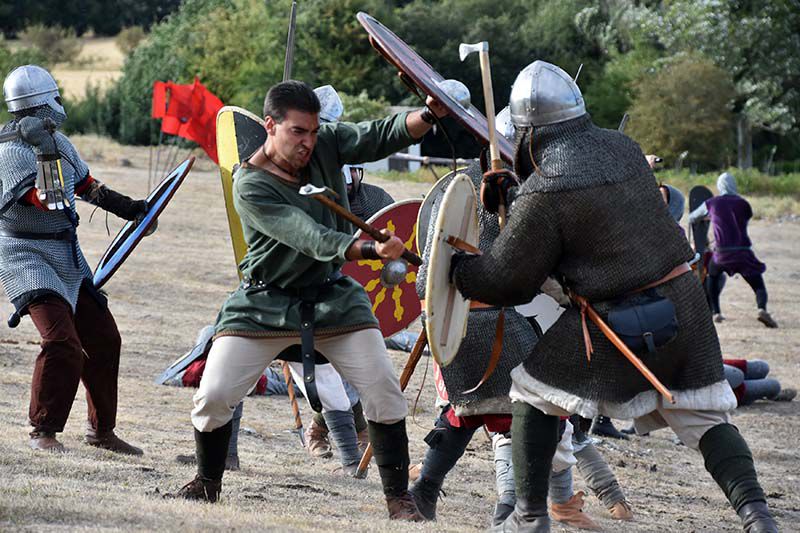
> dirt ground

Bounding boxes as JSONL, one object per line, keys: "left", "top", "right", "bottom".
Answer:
{"left": 0, "top": 143, "right": 797, "bottom": 532}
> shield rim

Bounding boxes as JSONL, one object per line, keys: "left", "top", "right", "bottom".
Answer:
{"left": 357, "top": 12, "right": 514, "bottom": 165}
{"left": 93, "top": 156, "right": 194, "bottom": 289}
{"left": 416, "top": 167, "right": 467, "bottom": 255}
{"left": 345, "top": 198, "right": 423, "bottom": 338}
{"left": 424, "top": 173, "right": 478, "bottom": 367}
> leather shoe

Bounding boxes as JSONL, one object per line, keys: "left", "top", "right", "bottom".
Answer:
{"left": 386, "top": 491, "right": 427, "bottom": 521}
{"left": 167, "top": 474, "right": 221, "bottom": 503}
{"left": 85, "top": 429, "right": 143, "bottom": 456}
{"left": 29, "top": 431, "right": 65, "bottom": 452}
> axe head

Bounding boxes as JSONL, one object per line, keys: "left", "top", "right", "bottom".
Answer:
{"left": 298, "top": 183, "right": 340, "bottom": 199}
{"left": 459, "top": 41, "right": 488, "bottom": 62}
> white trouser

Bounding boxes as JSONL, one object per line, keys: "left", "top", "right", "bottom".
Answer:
{"left": 287, "top": 361, "right": 352, "bottom": 412}
{"left": 192, "top": 328, "right": 407, "bottom": 432}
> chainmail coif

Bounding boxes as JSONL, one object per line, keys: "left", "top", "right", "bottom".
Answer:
{"left": 349, "top": 182, "right": 394, "bottom": 222}
{"left": 453, "top": 115, "right": 725, "bottom": 408}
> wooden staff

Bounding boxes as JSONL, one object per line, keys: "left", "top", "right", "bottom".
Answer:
{"left": 281, "top": 362, "right": 306, "bottom": 447}
{"left": 355, "top": 328, "right": 428, "bottom": 478}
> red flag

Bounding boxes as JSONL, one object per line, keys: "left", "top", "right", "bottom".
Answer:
{"left": 178, "top": 78, "right": 224, "bottom": 163}
{"left": 152, "top": 78, "right": 224, "bottom": 163}
{"left": 151, "top": 81, "right": 167, "bottom": 119}
{"left": 160, "top": 82, "right": 195, "bottom": 136}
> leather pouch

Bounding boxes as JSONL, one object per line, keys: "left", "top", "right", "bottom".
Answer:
{"left": 607, "top": 289, "right": 678, "bottom": 354}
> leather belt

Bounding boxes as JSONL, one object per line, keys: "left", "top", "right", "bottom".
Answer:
{"left": 574, "top": 261, "right": 691, "bottom": 364}
{"left": 243, "top": 270, "right": 345, "bottom": 413}
{"left": 634, "top": 262, "right": 691, "bottom": 293}
{"left": 0, "top": 228, "right": 75, "bottom": 241}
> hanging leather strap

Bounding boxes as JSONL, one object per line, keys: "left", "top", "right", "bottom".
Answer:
{"left": 461, "top": 308, "right": 505, "bottom": 394}
{"left": 299, "top": 300, "right": 322, "bottom": 413}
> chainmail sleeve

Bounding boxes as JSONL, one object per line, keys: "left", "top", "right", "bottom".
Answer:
{"left": 453, "top": 190, "right": 561, "bottom": 306}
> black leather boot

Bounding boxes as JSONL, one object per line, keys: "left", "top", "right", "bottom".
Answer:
{"left": 492, "top": 498, "right": 551, "bottom": 532}
{"left": 409, "top": 476, "right": 443, "bottom": 520}
{"left": 738, "top": 501, "right": 778, "bottom": 532}
{"left": 590, "top": 416, "right": 629, "bottom": 440}
{"left": 169, "top": 421, "right": 232, "bottom": 502}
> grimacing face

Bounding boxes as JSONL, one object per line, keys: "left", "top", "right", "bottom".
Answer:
{"left": 265, "top": 109, "right": 320, "bottom": 170}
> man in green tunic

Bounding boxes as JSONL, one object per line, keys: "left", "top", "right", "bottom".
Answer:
{"left": 172, "top": 81, "right": 445, "bottom": 521}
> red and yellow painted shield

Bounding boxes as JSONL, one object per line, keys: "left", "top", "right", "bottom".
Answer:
{"left": 343, "top": 199, "right": 422, "bottom": 338}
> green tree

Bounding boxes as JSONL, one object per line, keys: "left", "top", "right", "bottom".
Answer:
{"left": 627, "top": 56, "right": 735, "bottom": 170}
{"left": 340, "top": 90, "right": 389, "bottom": 122}
{"left": 390, "top": 0, "right": 604, "bottom": 114}
{"left": 294, "top": 0, "right": 398, "bottom": 99}
{"left": 0, "top": 38, "right": 49, "bottom": 124}
{"left": 582, "top": 46, "right": 661, "bottom": 129}
{"left": 617, "top": 0, "right": 800, "bottom": 168}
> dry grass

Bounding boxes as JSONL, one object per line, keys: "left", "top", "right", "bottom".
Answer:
{"left": 51, "top": 37, "right": 123, "bottom": 100}
{"left": 8, "top": 36, "right": 125, "bottom": 100}
{"left": 0, "top": 155, "right": 798, "bottom": 531}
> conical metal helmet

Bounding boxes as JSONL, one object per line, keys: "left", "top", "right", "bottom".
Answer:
{"left": 509, "top": 60, "right": 585, "bottom": 127}
{"left": 3, "top": 64, "right": 65, "bottom": 116}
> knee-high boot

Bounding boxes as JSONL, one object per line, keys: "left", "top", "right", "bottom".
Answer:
{"left": 699, "top": 424, "right": 777, "bottom": 532}
{"left": 368, "top": 419, "right": 425, "bottom": 521}
{"left": 494, "top": 403, "right": 559, "bottom": 532}
{"left": 410, "top": 412, "right": 476, "bottom": 519}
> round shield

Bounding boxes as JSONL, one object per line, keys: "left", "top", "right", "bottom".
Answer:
{"left": 416, "top": 168, "right": 467, "bottom": 256}
{"left": 93, "top": 156, "right": 194, "bottom": 289}
{"left": 425, "top": 174, "right": 479, "bottom": 367}
{"left": 342, "top": 199, "right": 423, "bottom": 338}
{"left": 357, "top": 12, "right": 515, "bottom": 165}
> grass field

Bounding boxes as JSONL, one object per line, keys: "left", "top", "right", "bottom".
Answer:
{"left": 0, "top": 142, "right": 797, "bottom": 531}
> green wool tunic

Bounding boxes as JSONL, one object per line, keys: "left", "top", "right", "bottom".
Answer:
{"left": 214, "top": 111, "right": 415, "bottom": 338}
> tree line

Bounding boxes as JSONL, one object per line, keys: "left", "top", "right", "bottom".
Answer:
{"left": 3, "top": 0, "right": 799, "bottom": 171}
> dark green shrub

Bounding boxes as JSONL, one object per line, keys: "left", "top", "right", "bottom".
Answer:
{"left": 18, "top": 24, "right": 83, "bottom": 64}
{"left": 116, "top": 26, "right": 147, "bottom": 55}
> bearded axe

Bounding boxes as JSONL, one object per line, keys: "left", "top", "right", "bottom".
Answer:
{"left": 298, "top": 184, "right": 422, "bottom": 266}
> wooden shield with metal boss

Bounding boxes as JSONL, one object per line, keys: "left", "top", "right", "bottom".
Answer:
{"left": 424, "top": 173, "right": 479, "bottom": 367}
{"left": 343, "top": 199, "right": 422, "bottom": 338}
{"left": 356, "top": 12, "right": 514, "bottom": 165}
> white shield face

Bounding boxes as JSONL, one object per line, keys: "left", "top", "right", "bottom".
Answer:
{"left": 425, "top": 173, "right": 479, "bottom": 367}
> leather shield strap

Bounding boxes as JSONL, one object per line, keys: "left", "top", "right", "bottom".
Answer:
{"left": 446, "top": 234, "right": 482, "bottom": 255}
{"left": 461, "top": 308, "right": 505, "bottom": 395}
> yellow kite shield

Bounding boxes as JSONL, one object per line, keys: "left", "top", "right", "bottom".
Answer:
{"left": 425, "top": 173, "right": 479, "bottom": 367}
{"left": 343, "top": 199, "right": 422, "bottom": 338}
{"left": 215, "top": 106, "right": 266, "bottom": 275}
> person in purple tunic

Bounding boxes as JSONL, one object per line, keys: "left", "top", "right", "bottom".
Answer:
{"left": 688, "top": 172, "right": 778, "bottom": 328}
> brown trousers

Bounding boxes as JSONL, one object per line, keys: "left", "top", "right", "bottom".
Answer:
{"left": 27, "top": 285, "right": 121, "bottom": 434}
